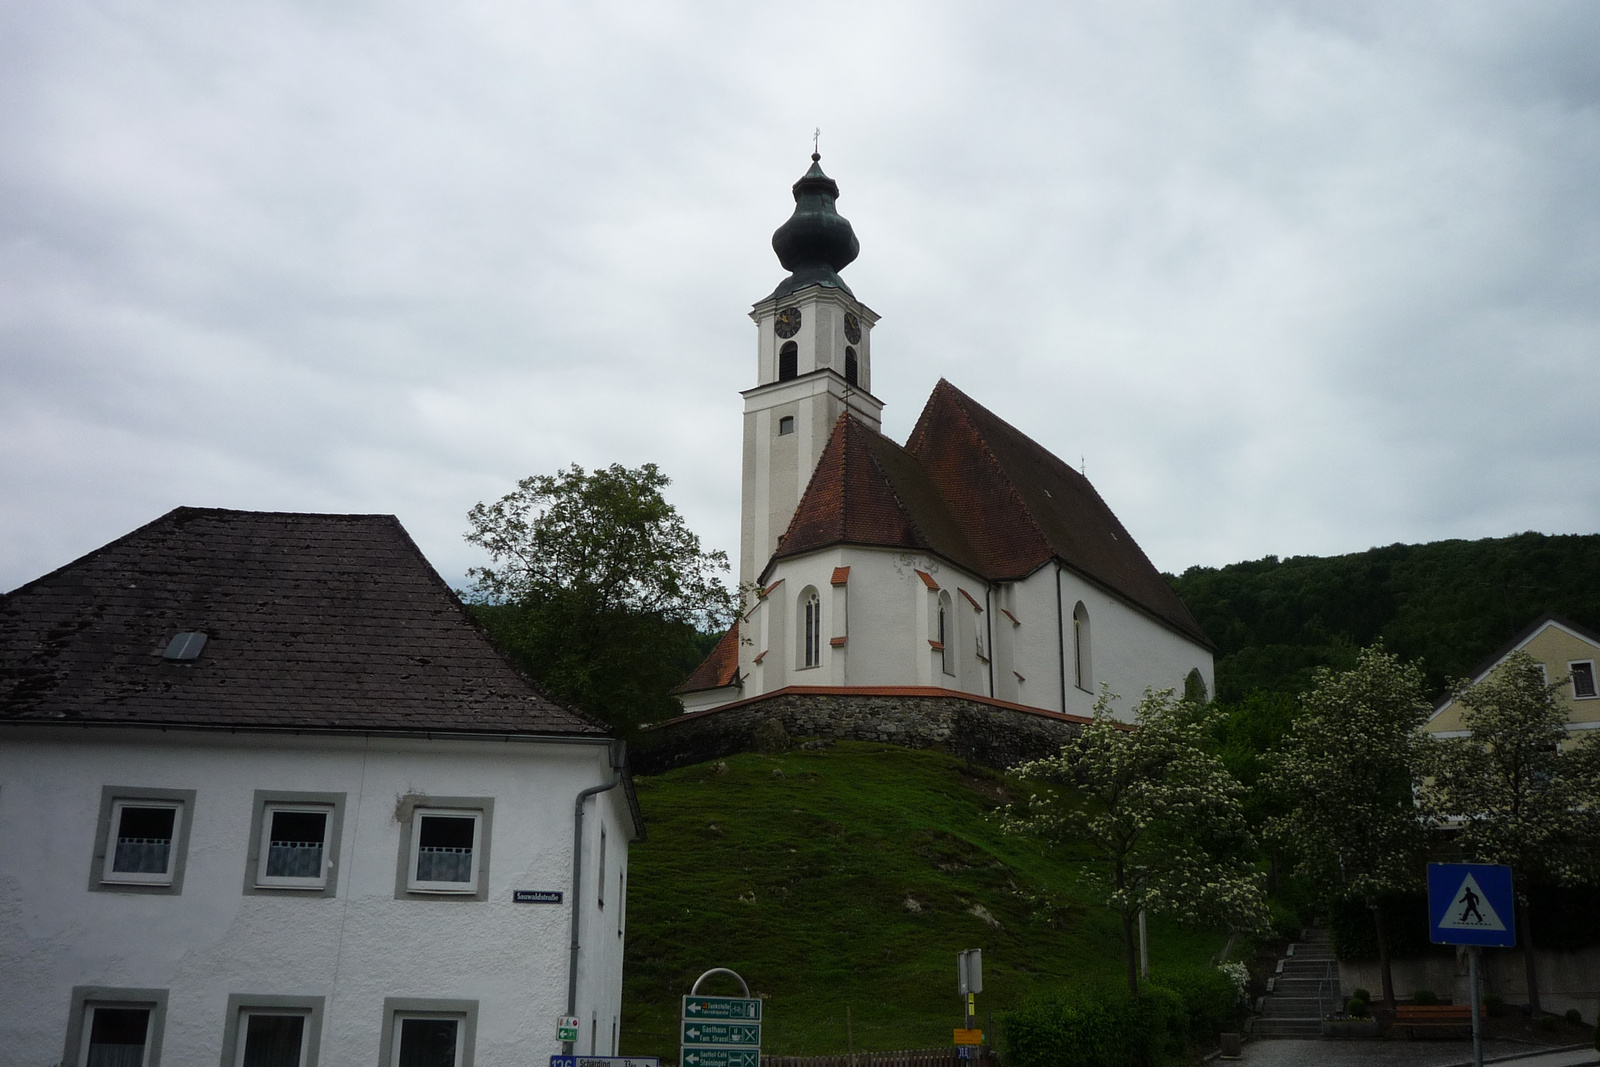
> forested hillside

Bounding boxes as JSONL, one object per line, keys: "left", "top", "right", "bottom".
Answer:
{"left": 1169, "top": 531, "right": 1600, "bottom": 702}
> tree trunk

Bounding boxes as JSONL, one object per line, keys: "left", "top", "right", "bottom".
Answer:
{"left": 1518, "top": 897, "right": 1541, "bottom": 1019}
{"left": 1123, "top": 904, "right": 1140, "bottom": 995}
{"left": 1371, "top": 898, "right": 1396, "bottom": 1012}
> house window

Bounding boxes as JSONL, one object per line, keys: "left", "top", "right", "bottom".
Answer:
{"left": 1184, "top": 668, "right": 1208, "bottom": 704}
{"left": 91, "top": 787, "right": 196, "bottom": 894}
{"left": 64, "top": 987, "right": 168, "bottom": 1067}
{"left": 777, "top": 415, "right": 795, "bottom": 436}
{"left": 845, "top": 346, "right": 858, "bottom": 385}
{"left": 395, "top": 797, "right": 494, "bottom": 901}
{"left": 246, "top": 791, "right": 345, "bottom": 896}
{"left": 380, "top": 999, "right": 476, "bottom": 1067}
{"left": 1072, "top": 601, "right": 1091, "bottom": 691}
{"left": 778, "top": 341, "right": 798, "bottom": 381}
{"left": 220, "top": 995, "right": 324, "bottom": 1067}
{"left": 801, "top": 589, "right": 821, "bottom": 668}
{"left": 1571, "top": 660, "right": 1597, "bottom": 699}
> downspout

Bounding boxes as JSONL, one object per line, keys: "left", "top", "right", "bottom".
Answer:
{"left": 565, "top": 740, "right": 626, "bottom": 1056}
{"left": 984, "top": 584, "right": 995, "bottom": 698}
{"left": 1055, "top": 563, "right": 1067, "bottom": 713}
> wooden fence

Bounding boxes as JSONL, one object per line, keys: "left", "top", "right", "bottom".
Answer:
{"left": 765, "top": 1048, "right": 998, "bottom": 1067}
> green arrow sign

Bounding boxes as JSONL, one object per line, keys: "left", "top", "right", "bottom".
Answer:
{"left": 681, "top": 1022, "right": 760, "bottom": 1046}
{"left": 680, "top": 1050, "right": 758, "bottom": 1067}
{"left": 681, "top": 996, "right": 762, "bottom": 1022}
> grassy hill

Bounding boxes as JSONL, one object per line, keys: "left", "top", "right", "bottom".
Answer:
{"left": 620, "top": 742, "right": 1227, "bottom": 1059}
{"left": 1168, "top": 531, "right": 1600, "bottom": 702}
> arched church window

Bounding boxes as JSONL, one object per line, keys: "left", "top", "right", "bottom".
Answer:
{"left": 939, "top": 593, "right": 955, "bottom": 676}
{"left": 1072, "top": 602, "right": 1091, "bottom": 691}
{"left": 844, "top": 346, "right": 858, "bottom": 386}
{"left": 1184, "top": 668, "right": 1208, "bottom": 704}
{"left": 778, "top": 342, "right": 798, "bottom": 381}
{"left": 801, "top": 589, "right": 821, "bottom": 668}
{"left": 778, "top": 416, "right": 795, "bottom": 436}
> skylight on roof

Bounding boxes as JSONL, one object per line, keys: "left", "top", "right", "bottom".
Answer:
{"left": 163, "top": 632, "right": 208, "bottom": 661}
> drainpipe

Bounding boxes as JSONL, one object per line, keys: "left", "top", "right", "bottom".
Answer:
{"left": 565, "top": 740, "right": 626, "bottom": 1055}
{"left": 1055, "top": 563, "right": 1067, "bottom": 713}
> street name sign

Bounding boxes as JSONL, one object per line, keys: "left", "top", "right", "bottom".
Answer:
{"left": 515, "top": 889, "right": 564, "bottom": 903}
{"left": 550, "top": 1058, "right": 660, "bottom": 1067}
{"left": 680, "top": 1050, "right": 759, "bottom": 1067}
{"left": 681, "top": 997, "right": 762, "bottom": 1021}
{"left": 682, "top": 1022, "right": 760, "bottom": 1046}
{"left": 1428, "top": 863, "right": 1516, "bottom": 948}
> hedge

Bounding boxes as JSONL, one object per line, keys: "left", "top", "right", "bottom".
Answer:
{"left": 1001, "top": 968, "right": 1240, "bottom": 1067}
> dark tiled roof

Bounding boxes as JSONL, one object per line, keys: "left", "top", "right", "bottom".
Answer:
{"left": 909, "top": 380, "right": 1209, "bottom": 646}
{"left": 676, "top": 622, "right": 741, "bottom": 694}
{"left": 0, "top": 507, "right": 605, "bottom": 735}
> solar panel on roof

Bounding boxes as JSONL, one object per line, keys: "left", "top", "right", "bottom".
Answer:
{"left": 162, "top": 632, "right": 208, "bottom": 661}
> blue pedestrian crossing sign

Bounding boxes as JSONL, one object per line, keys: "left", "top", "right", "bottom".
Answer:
{"left": 1428, "top": 863, "right": 1516, "bottom": 947}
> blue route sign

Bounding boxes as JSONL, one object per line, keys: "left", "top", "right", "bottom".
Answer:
{"left": 1428, "top": 863, "right": 1516, "bottom": 947}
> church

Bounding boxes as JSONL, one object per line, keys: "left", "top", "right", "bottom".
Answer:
{"left": 675, "top": 155, "right": 1214, "bottom": 727}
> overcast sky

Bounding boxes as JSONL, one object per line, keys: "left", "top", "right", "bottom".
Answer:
{"left": 4, "top": 1, "right": 1599, "bottom": 596}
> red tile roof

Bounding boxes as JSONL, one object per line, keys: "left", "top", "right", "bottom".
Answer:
{"left": 830, "top": 566, "right": 851, "bottom": 585}
{"left": 765, "top": 380, "right": 1210, "bottom": 647}
{"left": 676, "top": 621, "right": 741, "bottom": 694}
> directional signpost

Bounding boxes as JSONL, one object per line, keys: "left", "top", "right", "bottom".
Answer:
{"left": 682, "top": 969, "right": 761, "bottom": 1067}
{"left": 1428, "top": 863, "right": 1516, "bottom": 1067}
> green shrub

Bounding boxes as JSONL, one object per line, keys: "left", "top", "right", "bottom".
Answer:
{"left": 1566, "top": 1009, "right": 1583, "bottom": 1025}
{"left": 1268, "top": 900, "right": 1301, "bottom": 941}
{"left": 1412, "top": 990, "right": 1439, "bottom": 1006}
{"left": 1346, "top": 997, "right": 1370, "bottom": 1017}
{"left": 1001, "top": 980, "right": 1191, "bottom": 1067}
{"left": 1149, "top": 967, "right": 1242, "bottom": 1039}
{"left": 1484, "top": 994, "right": 1505, "bottom": 1018}
{"left": 1350, "top": 988, "right": 1371, "bottom": 1004}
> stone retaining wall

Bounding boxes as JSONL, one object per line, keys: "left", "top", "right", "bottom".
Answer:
{"left": 633, "top": 690, "right": 1084, "bottom": 774}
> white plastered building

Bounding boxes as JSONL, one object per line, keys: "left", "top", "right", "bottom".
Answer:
{"left": 678, "top": 157, "right": 1214, "bottom": 723}
{"left": 0, "top": 508, "right": 641, "bottom": 1067}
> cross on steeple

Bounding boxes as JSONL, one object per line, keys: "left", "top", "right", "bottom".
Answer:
{"left": 813, "top": 127, "right": 821, "bottom": 157}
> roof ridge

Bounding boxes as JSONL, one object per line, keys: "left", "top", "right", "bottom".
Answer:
{"left": 858, "top": 433, "right": 936, "bottom": 555}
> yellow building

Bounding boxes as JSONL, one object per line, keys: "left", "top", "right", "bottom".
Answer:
{"left": 1425, "top": 612, "right": 1600, "bottom": 744}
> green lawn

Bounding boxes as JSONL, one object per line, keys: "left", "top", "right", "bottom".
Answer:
{"left": 621, "top": 742, "right": 1227, "bottom": 1058}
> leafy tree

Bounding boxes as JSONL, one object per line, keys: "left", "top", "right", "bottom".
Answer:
{"left": 1001, "top": 690, "right": 1268, "bottom": 993}
{"left": 1417, "top": 650, "right": 1600, "bottom": 1017}
{"left": 1263, "top": 646, "right": 1431, "bottom": 1010}
{"left": 463, "top": 463, "right": 736, "bottom": 732}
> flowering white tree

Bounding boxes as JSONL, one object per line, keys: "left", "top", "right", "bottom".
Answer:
{"left": 1418, "top": 650, "right": 1600, "bottom": 1018}
{"left": 1002, "top": 689, "right": 1268, "bottom": 993}
{"left": 1264, "top": 646, "right": 1431, "bottom": 1011}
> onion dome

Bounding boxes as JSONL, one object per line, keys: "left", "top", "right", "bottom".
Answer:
{"left": 767, "top": 154, "right": 860, "bottom": 300}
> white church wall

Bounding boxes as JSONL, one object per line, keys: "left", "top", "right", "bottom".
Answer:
{"left": 0, "top": 727, "right": 631, "bottom": 1064}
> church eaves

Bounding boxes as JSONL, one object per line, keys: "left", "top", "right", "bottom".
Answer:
{"left": 908, "top": 380, "right": 1211, "bottom": 647}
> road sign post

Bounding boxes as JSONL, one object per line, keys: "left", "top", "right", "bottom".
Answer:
{"left": 1428, "top": 863, "right": 1516, "bottom": 1067}
{"left": 682, "top": 968, "right": 760, "bottom": 1067}
{"left": 957, "top": 950, "right": 983, "bottom": 1057}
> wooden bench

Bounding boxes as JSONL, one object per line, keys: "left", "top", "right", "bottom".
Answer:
{"left": 1394, "top": 1004, "right": 1483, "bottom": 1038}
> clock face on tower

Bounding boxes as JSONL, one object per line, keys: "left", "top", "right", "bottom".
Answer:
{"left": 774, "top": 306, "right": 802, "bottom": 339}
{"left": 843, "top": 311, "right": 862, "bottom": 344}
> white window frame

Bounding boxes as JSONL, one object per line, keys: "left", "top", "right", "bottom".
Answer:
{"left": 800, "top": 589, "right": 822, "bottom": 669}
{"left": 102, "top": 798, "right": 183, "bottom": 886}
{"left": 379, "top": 999, "right": 477, "bottom": 1067}
{"left": 1569, "top": 659, "right": 1597, "bottom": 700}
{"left": 64, "top": 987, "right": 168, "bottom": 1067}
{"left": 407, "top": 808, "right": 484, "bottom": 895}
{"left": 234, "top": 1009, "right": 312, "bottom": 1067}
{"left": 256, "top": 803, "right": 334, "bottom": 890}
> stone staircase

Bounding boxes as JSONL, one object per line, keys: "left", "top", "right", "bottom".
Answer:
{"left": 1252, "top": 927, "right": 1341, "bottom": 1039}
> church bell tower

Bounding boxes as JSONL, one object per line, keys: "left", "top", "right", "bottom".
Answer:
{"left": 740, "top": 155, "right": 884, "bottom": 591}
